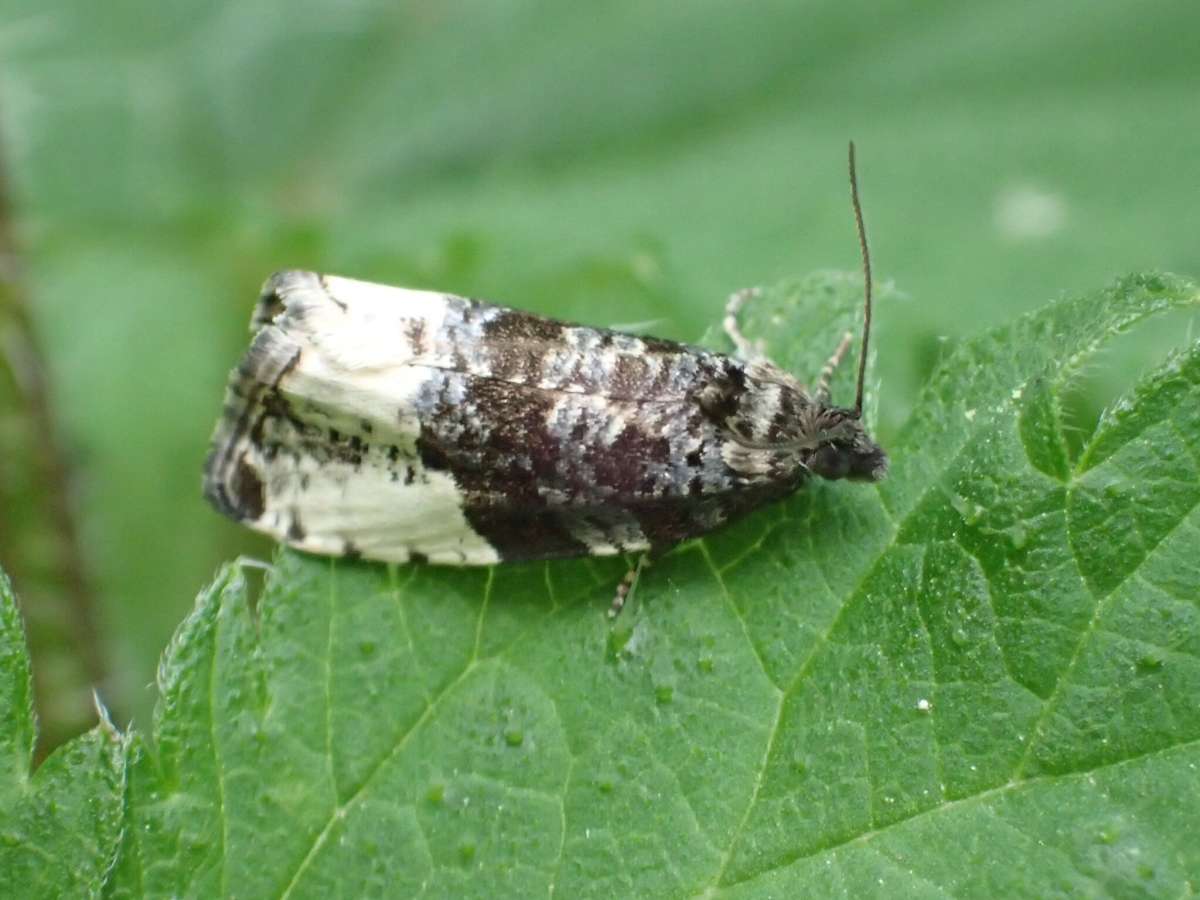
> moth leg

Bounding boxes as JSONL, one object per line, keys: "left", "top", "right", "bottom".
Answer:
{"left": 608, "top": 553, "right": 652, "bottom": 618}
{"left": 723, "top": 287, "right": 764, "bottom": 361}
{"left": 813, "top": 331, "right": 854, "bottom": 405}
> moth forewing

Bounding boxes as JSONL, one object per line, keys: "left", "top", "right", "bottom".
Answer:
{"left": 205, "top": 270, "right": 753, "bottom": 567}
{"left": 204, "top": 143, "right": 886, "bottom": 612}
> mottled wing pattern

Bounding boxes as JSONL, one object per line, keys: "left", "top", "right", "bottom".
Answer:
{"left": 204, "top": 271, "right": 810, "bottom": 564}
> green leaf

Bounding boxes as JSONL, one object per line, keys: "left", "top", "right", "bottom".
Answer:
{"left": 0, "top": 570, "right": 125, "bottom": 899}
{"left": 11, "top": 0, "right": 1200, "bottom": 739}
{"left": 95, "top": 271, "right": 1200, "bottom": 897}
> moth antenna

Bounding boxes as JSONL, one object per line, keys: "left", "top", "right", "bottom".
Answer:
{"left": 848, "top": 140, "right": 873, "bottom": 419}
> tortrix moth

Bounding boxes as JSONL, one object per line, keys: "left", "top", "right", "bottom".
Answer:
{"left": 204, "top": 143, "right": 887, "bottom": 613}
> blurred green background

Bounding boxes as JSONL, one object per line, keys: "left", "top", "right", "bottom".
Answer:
{"left": 1, "top": 0, "right": 1197, "bottom": 751}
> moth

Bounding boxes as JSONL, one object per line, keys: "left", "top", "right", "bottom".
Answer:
{"left": 204, "top": 143, "right": 887, "bottom": 613}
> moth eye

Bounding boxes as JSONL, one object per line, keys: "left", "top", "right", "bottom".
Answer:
{"left": 810, "top": 444, "right": 851, "bottom": 480}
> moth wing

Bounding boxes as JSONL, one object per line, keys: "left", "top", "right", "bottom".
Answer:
{"left": 205, "top": 271, "right": 507, "bottom": 564}
{"left": 204, "top": 270, "right": 800, "bottom": 565}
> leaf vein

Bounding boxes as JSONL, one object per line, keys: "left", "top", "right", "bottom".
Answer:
{"left": 389, "top": 566, "right": 432, "bottom": 703}
{"left": 547, "top": 754, "right": 575, "bottom": 898}
{"left": 1016, "top": 481, "right": 1200, "bottom": 778}
{"left": 276, "top": 658, "right": 480, "bottom": 898}
{"left": 716, "top": 736, "right": 1200, "bottom": 891}
{"left": 324, "top": 558, "right": 338, "bottom": 803}
{"left": 209, "top": 586, "right": 230, "bottom": 900}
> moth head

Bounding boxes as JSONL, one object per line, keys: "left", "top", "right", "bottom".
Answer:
{"left": 803, "top": 408, "right": 888, "bottom": 482}
{"left": 715, "top": 143, "right": 889, "bottom": 485}
{"left": 808, "top": 141, "right": 887, "bottom": 484}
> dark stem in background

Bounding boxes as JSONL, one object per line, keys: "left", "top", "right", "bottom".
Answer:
{"left": 0, "top": 117, "right": 108, "bottom": 756}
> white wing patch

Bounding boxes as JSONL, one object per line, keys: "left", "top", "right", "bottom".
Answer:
{"left": 205, "top": 270, "right": 501, "bottom": 565}
{"left": 254, "top": 445, "right": 500, "bottom": 566}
